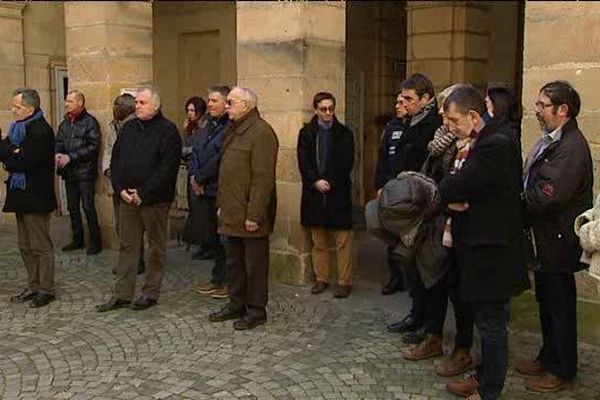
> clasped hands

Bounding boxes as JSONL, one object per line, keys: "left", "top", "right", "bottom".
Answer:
{"left": 55, "top": 153, "right": 71, "bottom": 168}
{"left": 120, "top": 189, "right": 142, "bottom": 206}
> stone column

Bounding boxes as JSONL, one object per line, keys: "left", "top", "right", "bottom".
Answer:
{"left": 64, "top": 1, "right": 153, "bottom": 248}
{"left": 0, "top": 3, "right": 26, "bottom": 224}
{"left": 406, "top": 1, "right": 491, "bottom": 93}
{"left": 236, "top": 2, "right": 346, "bottom": 284}
{"left": 521, "top": 2, "right": 600, "bottom": 300}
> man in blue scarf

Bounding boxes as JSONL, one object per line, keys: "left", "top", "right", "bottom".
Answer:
{"left": 0, "top": 88, "right": 57, "bottom": 308}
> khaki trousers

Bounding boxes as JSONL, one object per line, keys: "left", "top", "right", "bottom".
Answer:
{"left": 310, "top": 227, "right": 353, "bottom": 285}
{"left": 115, "top": 202, "right": 169, "bottom": 301}
{"left": 16, "top": 213, "right": 55, "bottom": 294}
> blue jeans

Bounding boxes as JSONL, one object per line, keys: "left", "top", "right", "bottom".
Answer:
{"left": 473, "top": 301, "right": 509, "bottom": 400}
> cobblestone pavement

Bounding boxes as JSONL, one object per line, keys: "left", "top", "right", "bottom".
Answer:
{"left": 0, "top": 223, "right": 599, "bottom": 400}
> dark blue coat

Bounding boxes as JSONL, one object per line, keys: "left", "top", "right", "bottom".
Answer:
{"left": 188, "top": 115, "right": 230, "bottom": 198}
{"left": 375, "top": 117, "right": 407, "bottom": 189}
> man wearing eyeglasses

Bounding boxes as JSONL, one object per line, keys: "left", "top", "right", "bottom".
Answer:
{"left": 207, "top": 86, "right": 279, "bottom": 330}
{"left": 518, "top": 81, "right": 592, "bottom": 393}
{"left": 297, "top": 92, "right": 355, "bottom": 298}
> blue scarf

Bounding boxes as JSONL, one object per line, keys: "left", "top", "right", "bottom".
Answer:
{"left": 8, "top": 109, "right": 44, "bottom": 190}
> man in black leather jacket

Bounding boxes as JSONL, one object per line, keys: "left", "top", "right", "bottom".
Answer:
{"left": 55, "top": 90, "right": 102, "bottom": 255}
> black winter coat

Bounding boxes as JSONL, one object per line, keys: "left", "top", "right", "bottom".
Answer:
{"left": 440, "top": 120, "right": 526, "bottom": 302}
{"left": 55, "top": 110, "right": 101, "bottom": 182}
{"left": 523, "top": 119, "right": 593, "bottom": 273}
{"left": 297, "top": 116, "right": 354, "bottom": 229}
{"left": 111, "top": 112, "right": 182, "bottom": 206}
{"left": 0, "top": 116, "right": 57, "bottom": 214}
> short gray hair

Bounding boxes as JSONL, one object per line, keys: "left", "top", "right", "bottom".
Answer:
{"left": 13, "top": 88, "right": 40, "bottom": 109}
{"left": 208, "top": 85, "right": 230, "bottom": 99}
{"left": 233, "top": 86, "right": 258, "bottom": 108}
{"left": 137, "top": 87, "right": 161, "bottom": 107}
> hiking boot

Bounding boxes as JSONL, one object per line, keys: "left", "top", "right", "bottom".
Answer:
{"left": 211, "top": 286, "right": 229, "bottom": 299}
{"left": 404, "top": 333, "right": 444, "bottom": 361}
{"left": 436, "top": 347, "right": 474, "bottom": 377}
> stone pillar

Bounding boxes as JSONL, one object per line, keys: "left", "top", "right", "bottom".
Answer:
{"left": 64, "top": 1, "right": 153, "bottom": 248}
{"left": 236, "top": 2, "right": 346, "bottom": 284}
{"left": 521, "top": 2, "right": 600, "bottom": 300}
{"left": 406, "top": 1, "right": 491, "bottom": 93}
{"left": 0, "top": 3, "right": 26, "bottom": 224}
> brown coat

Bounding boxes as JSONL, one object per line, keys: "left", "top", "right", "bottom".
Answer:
{"left": 217, "top": 108, "right": 278, "bottom": 238}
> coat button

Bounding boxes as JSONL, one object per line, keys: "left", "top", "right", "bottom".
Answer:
{"left": 557, "top": 233, "right": 562, "bottom": 239}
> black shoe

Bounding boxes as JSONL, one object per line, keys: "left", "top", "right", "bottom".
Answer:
{"left": 87, "top": 246, "right": 102, "bottom": 255}
{"left": 28, "top": 293, "right": 56, "bottom": 308}
{"left": 62, "top": 242, "right": 84, "bottom": 252}
{"left": 10, "top": 289, "right": 38, "bottom": 303}
{"left": 311, "top": 281, "right": 329, "bottom": 294}
{"left": 208, "top": 305, "right": 245, "bottom": 322}
{"left": 382, "top": 278, "right": 405, "bottom": 295}
{"left": 387, "top": 315, "right": 421, "bottom": 333}
{"left": 402, "top": 326, "right": 427, "bottom": 344}
{"left": 130, "top": 295, "right": 157, "bottom": 310}
{"left": 233, "top": 316, "right": 266, "bottom": 330}
{"left": 137, "top": 261, "right": 146, "bottom": 275}
{"left": 96, "top": 297, "right": 131, "bottom": 312}
{"left": 192, "top": 249, "right": 215, "bottom": 261}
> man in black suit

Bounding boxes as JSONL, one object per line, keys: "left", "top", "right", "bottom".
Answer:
{"left": 517, "top": 81, "right": 592, "bottom": 393}
{"left": 439, "top": 86, "right": 525, "bottom": 400}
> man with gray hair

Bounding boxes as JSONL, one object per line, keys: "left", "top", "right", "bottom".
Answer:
{"left": 208, "top": 86, "right": 279, "bottom": 330}
{"left": 0, "top": 88, "right": 57, "bottom": 308}
{"left": 96, "top": 88, "right": 182, "bottom": 312}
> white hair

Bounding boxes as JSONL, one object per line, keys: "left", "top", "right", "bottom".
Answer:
{"left": 232, "top": 86, "right": 258, "bottom": 109}
{"left": 137, "top": 87, "right": 161, "bottom": 108}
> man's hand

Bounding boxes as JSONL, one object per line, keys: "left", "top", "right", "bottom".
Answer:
{"left": 129, "top": 189, "right": 142, "bottom": 206}
{"left": 245, "top": 219, "right": 259, "bottom": 232}
{"left": 190, "top": 176, "right": 204, "bottom": 196}
{"left": 55, "top": 153, "right": 71, "bottom": 168}
{"left": 120, "top": 189, "right": 134, "bottom": 204}
{"left": 448, "top": 202, "right": 470, "bottom": 212}
{"left": 314, "top": 179, "right": 331, "bottom": 193}
{"left": 376, "top": 188, "right": 383, "bottom": 198}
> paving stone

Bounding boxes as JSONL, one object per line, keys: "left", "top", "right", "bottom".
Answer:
{"left": 0, "top": 224, "right": 598, "bottom": 399}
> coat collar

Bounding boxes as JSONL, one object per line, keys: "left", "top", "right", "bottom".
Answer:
{"left": 232, "top": 108, "right": 260, "bottom": 135}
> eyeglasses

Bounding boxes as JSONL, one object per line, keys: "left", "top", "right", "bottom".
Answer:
{"left": 318, "top": 106, "right": 335, "bottom": 113}
{"left": 226, "top": 99, "right": 244, "bottom": 106}
{"left": 534, "top": 101, "right": 554, "bottom": 110}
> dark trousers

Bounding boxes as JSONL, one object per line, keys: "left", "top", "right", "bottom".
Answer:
{"left": 65, "top": 179, "right": 101, "bottom": 248}
{"left": 426, "top": 250, "right": 475, "bottom": 346}
{"left": 387, "top": 246, "right": 405, "bottom": 287}
{"left": 115, "top": 202, "right": 169, "bottom": 301}
{"left": 535, "top": 271, "right": 578, "bottom": 379}
{"left": 112, "top": 194, "right": 145, "bottom": 265}
{"left": 227, "top": 236, "right": 270, "bottom": 320}
{"left": 210, "top": 237, "right": 227, "bottom": 286}
{"left": 473, "top": 301, "right": 509, "bottom": 400}
{"left": 409, "top": 268, "right": 427, "bottom": 325}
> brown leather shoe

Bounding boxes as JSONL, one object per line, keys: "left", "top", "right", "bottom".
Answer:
{"left": 515, "top": 358, "right": 546, "bottom": 376}
{"left": 404, "top": 333, "right": 443, "bottom": 361}
{"left": 446, "top": 375, "right": 478, "bottom": 397}
{"left": 525, "top": 373, "right": 570, "bottom": 393}
{"left": 436, "top": 347, "right": 474, "bottom": 377}
{"left": 311, "top": 281, "right": 329, "bottom": 294}
{"left": 334, "top": 284, "right": 352, "bottom": 298}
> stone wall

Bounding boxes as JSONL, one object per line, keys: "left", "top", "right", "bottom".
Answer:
{"left": 522, "top": 2, "right": 600, "bottom": 300}
{"left": 153, "top": 1, "right": 237, "bottom": 125}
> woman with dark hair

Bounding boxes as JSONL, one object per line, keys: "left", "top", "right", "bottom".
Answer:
{"left": 485, "top": 86, "right": 522, "bottom": 140}
{"left": 182, "top": 96, "right": 207, "bottom": 160}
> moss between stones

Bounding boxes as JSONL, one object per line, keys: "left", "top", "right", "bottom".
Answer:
{"left": 511, "top": 290, "right": 600, "bottom": 346}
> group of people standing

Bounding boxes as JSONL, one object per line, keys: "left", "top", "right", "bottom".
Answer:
{"left": 369, "top": 73, "right": 592, "bottom": 399}
{"left": 0, "top": 72, "right": 595, "bottom": 399}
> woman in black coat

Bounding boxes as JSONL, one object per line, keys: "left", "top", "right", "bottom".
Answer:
{"left": 297, "top": 92, "right": 354, "bottom": 298}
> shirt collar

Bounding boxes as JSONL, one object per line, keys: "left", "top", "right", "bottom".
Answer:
{"left": 543, "top": 126, "right": 562, "bottom": 143}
